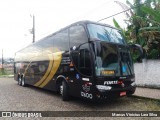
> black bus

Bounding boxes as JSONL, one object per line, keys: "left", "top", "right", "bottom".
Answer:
{"left": 14, "top": 20, "right": 142, "bottom": 101}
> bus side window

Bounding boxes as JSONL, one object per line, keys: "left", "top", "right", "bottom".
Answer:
{"left": 71, "top": 51, "right": 79, "bottom": 68}
{"left": 53, "top": 29, "right": 69, "bottom": 52}
{"left": 69, "top": 25, "right": 88, "bottom": 49}
{"left": 71, "top": 43, "right": 92, "bottom": 76}
{"left": 79, "top": 44, "right": 92, "bottom": 76}
{"left": 79, "top": 49, "right": 91, "bottom": 76}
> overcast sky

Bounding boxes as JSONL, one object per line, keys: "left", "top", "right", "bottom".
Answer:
{"left": 0, "top": 0, "right": 129, "bottom": 58}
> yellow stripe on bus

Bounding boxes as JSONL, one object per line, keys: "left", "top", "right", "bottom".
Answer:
{"left": 39, "top": 52, "right": 62, "bottom": 88}
{"left": 34, "top": 54, "right": 54, "bottom": 87}
{"left": 24, "top": 61, "right": 32, "bottom": 75}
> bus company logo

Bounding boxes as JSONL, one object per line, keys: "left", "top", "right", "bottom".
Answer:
{"left": 104, "top": 81, "right": 118, "bottom": 85}
{"left": 81, "top": 92, "right": 93, "bottom": 99}
{"left": 82, "top": 84, "right": 90, "bottom": 92}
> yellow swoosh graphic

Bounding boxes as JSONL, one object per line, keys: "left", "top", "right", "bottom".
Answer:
{"left": 39, "top": 52, "right": 62, "bottom": 88}
{"left": 34, "top": 54, "right": 54, "bottom": 87}
{"left": 24, "top": 61, "right": 33, "bottom": 75}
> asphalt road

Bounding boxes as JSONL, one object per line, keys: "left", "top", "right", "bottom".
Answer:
{"left": 0, "top": 77, "right": 160, "bottom": 119}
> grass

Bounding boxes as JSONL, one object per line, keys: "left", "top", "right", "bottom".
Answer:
{"left": 0, "top": 69, "right": 14, "bottom": 77}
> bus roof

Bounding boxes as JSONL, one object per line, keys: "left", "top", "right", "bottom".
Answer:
{"left": 43, "top": 20, "right": 114, "bottom": 38}
{"left": 16, "top": 20, "right": 115, "bottom": 53}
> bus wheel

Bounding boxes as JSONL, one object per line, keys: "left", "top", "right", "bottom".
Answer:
{"left": 18, "top": 76, "right": 22, "bottom": 86}
{"left": 21, "top": 76, "right": 26, "bottom": 87}
{"left": 127, "top": 90, "right": 135, "bottom": 97}
{"left": 61, "top": 81, "right": 69, "bottom": 101}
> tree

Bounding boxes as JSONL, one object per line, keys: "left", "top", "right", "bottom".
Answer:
{"left": 140, "top": 1, "right": 160, "bottom": 58}
{"left": 114, "top": 0, "right": 160, "bottom": 59}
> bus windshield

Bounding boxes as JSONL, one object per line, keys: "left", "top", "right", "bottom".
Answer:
{"left": 94, "top": 42, "right": 134, "bottom": 77}
{"left": 94, "top": 42, "right": 120, "bottom": 76}
{"left": 87, "top": 23, "right": 126, "bottom": 45}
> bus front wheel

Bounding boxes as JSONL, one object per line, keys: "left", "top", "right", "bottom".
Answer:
{"left": 127, "top": 89, "right": 136, "bottom": 97}
{"left": 60, "top": 81, "right": 69, "bottom": 101}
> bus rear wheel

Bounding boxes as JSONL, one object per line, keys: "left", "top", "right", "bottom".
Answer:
{"left": 21, "top": 76, "right": 27, "bottom": 87}
{"left": 60, "top": 81, "right": 69, "bottom": 101}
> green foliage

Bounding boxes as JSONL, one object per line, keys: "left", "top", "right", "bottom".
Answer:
{"left": 113, "top": 0, "right": 160, "bottom": 60}
{"left": 141, "top": 6, "right": 160, "bottom": 22}
{"left": 139, "top": 27, "right": 160, "bottom": 31}
{"left": 0, "top": 68, "right": 13, "bottom": 76}
{"left": 113, "top": 18, "right": 126, "bottom": 38}
{"left": 0, "top": 68, "right": 6, "bottom": 75}
{"left": 131, "top": 49, "right": 141, "bottom": 62}
{"left": 113, "top": 18, "right": 121, "bottom": 29}
{"left": 148, "top": 49, "right": 159, "bottom": 59}
{"left": 126, "top": 0, "right": 134, "bottom": 9}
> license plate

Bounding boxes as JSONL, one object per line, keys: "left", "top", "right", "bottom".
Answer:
{"left": 120, "top": 91, "right": 126, "bottom": 96}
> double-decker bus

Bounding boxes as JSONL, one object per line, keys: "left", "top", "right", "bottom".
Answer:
{"left": 14, "top": 20, "right": 142, "bottom": 101}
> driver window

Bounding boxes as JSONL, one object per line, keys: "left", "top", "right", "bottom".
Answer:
{"left": 79, "top": 44, "right": 92, "bottom": 76}
{"left": 71, "top": 43, "right": 92, "bottom": 76}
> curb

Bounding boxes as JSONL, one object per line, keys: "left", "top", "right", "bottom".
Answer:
{"left": 137, "top": 85, "right": 160, "bottom": 89}
{"left": 0, "top": 75, "right": 14, "bottom": 78}
{"left": 131, "top": 95, "right": 160, "bottom": 102}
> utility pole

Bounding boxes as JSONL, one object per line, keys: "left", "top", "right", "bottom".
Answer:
{"left": 1, "top": 49, "right": 4, "bottom": 74}
{"left": 32, "top": 15, "right": 35, "bottom": 43}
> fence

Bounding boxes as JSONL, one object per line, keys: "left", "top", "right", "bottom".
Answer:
{"left": 0, "top": 64, "right": 14, "bottom": 75}
{"left": 134, "top": 59, "right": 160, "bottom": 88}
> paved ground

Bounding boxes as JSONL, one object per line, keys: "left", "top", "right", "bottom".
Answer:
{"left": 0, "top": 78, "right": 160, "bottom": 120}
{"left": 134, "top": 87, "right": 160, "bottom": 100}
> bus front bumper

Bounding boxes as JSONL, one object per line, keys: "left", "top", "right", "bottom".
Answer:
{"left": 95, "top": 82, "right": 136, "bottom": 99}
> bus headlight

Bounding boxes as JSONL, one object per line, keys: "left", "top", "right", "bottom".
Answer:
{"left": 96, "top": 85, "right": 112, "bottom": 91}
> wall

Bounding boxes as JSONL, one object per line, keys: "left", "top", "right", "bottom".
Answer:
{"left": 134, "top": 59, "right": 160, "bottom": 88}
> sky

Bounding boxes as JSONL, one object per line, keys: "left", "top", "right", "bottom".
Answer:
{"left": 0, "top": 0, "right": 130, "bottom": 58}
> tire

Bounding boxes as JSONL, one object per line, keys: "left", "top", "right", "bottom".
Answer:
{"left": 18, "top": 76, "right": 22, "bottom": 86}
{"left": 21, "top": 76, "right": 26, "bottom": 87}
{"left": 127, "top": 90, "right": 136, "bottom": 97}
{"left": 61, "top": 81, "right": 69, "bottom": 101}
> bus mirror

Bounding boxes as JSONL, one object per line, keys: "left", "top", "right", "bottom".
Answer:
{"left": 129, "top": 44, "right": 144, "bottom": 61}
{"left": 130, "top": 44, "right": 143, "bottom": 54}
{"left": 72, "top": 46, "right": 77, "bottom": 50}
{"left": 70, "top": 46, "right": 78, "bottom": 51}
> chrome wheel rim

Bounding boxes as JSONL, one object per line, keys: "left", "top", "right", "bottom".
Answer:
{"left": 60, "top": 85, "right": 63, "bottom": 95}
{"left": 18, "top": 77, "right": 21, "bottom": 85}
{"left": 22, "top": 78, "right": 24, "bottom": 86}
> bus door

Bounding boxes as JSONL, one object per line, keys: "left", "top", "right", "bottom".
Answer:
{"left": 70, "top": 43, "right": 94, "bottom": 99}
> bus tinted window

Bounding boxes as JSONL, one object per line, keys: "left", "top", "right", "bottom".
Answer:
{"left": 71, "top": 43, "right": 92, "bottom": 76}
{"left": 69, "top": 25, "right": 88, "bottom": 48}
{"left": 53, "top": 29, "right": 69, "bottom": 51}
{"left": 36, "top": 37, "right": 53, "bottom": 53}
{"left": 79, "top": 43, "right": 92, "bottom": 76}
{"left": 87, "top": 24, "right": 126, "bottom": 45}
